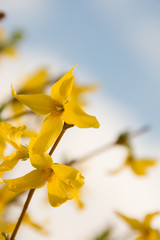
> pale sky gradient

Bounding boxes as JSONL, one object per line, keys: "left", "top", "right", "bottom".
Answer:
{"left": 0, "top": 1, "right": 160, "bottom": 240}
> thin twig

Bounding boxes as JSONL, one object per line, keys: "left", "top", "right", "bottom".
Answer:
{"left": 68, "top": 125, "right": 150, "bottom": 166}
{"left": 10, "top": 189, "right": 35, "bottom": 240}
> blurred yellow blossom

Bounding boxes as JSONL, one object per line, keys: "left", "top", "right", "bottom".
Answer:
{"left": 71, "top": 82, "right": 98, "bottom": 106}
{"left": 111, "top": 149, "right": 156, "bottom": 176}
{"left": 0, "top": 185, "right": 21, "bottom": 214}
{"left": 11, "top": 69, "right": 48, "bottom": 116}
{"left": 116, "top": 211, "right": 160, "bottom": 240}
{"left": 0, "top": 122, "right": 29, "bottom": 181}
{"left": 0, "top": 214, "right": 48, "bottom": 236}
{"left": 0, "top": 29, "right": 22, "bottom": 56}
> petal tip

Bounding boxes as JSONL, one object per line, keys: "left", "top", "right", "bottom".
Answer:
{"left": 11, "top": 84, "right": 16, "bottom": 98}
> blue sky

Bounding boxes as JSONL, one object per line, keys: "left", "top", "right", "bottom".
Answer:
{"left": 1, "top": 0, "right": 160, "bottom": 137}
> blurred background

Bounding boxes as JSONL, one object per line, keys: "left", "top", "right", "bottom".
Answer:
{"left": 0, "top": 1, "right": 160, "bottom": 240}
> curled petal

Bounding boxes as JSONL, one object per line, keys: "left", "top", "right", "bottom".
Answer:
{"left": 0, "top": 122, "right": 26, "bottom": 150}
{"left": 4, "top": 169, "right": 49, "bottom": 192}
{"left": 11, "top": 85, "right": 55, "bottom": 115}
{"left": 50, "top": 65, "right": 76, "bottom": 104}
{"left": 63, "top": 102, "right": 100, "bottom": 128}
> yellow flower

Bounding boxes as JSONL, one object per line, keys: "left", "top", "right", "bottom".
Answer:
{"left": 4, "top": 153, "right": 85, "bottom": 207}
{"left": 111, "top": 152, "right": 156, "bottom": 176}
{"left": 0, "top": 214, "right": 48, "bottom": 236}
{"left": 71, "top": 82, "right": 98, "bottom": 107}
{"left": 11, "top": 66, "right": 99, "bottom": 153}
{"left": 0, "top": 29, "right": 22, "bottom": 56}
{"left": 0, "top": 185, "right": 21, "bottom": 214}
{"left": 0, "top": 122, "right": 28, "bottom": 180}
{"left": 116, "top": 211, "right": 160, "bottom": 240}
{"left": 11, "top": 69, "right": 48, "bottom": 116}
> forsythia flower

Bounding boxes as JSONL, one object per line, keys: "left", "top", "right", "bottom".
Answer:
{"left": 110, "top": 131, "right": 156, "bottom": 176}
{"left": 0, "top": 214, "right": 48, "bottom": 236}
{"left": 11, "top": 66, "right": 100, "bottom": 153}
{"left": 0, "top": 185, "right": 21, "bottom": 214}
{"left": 11, "top": 69, "right": 48, "bottom": 115}
{"left": 4, "top": 152, "right": 84, "bottom": 207}
{"left": 111, "top": 151, "right": 156, "bottom": 176}
{"left": 71, "top": 82, "right": 97, "bottom": 107}
{"left": 116, "top": 211, "right": 160, "bottom": 240}
{"left": 0, "top": 122, "right": 28, "bottom": 180}
{"left": 0, "top": 29, "right": 22, "bottom": 56}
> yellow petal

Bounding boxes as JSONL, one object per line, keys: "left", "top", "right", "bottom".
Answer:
{"left": 30, "top": 153, "right": 53, "bottom": 169}
{"left": 19, "top": 69, "right": 48, "bottom": 94}
{"left": 4, "top": 169, "right": 49, "bottom": 192}
{"left": 23, "top": 214, "right": 48, "bottom": 235}
{"left": 71, "top": 82, "right": 98, "bottom": 106}
{"left": 47, "top": 164, "right": 84, "bottom": 207}
{"left": 22, "top": 129, "right": 37, "bottom": 138}
{"left": 50, "top": 65, "right": 77, "bottom": 104}
{"left": 0, "top": 138, "right": 6, "bottom": 159}
{"left": 130, "top": 159, "right": 156, "bottom": 176}
{"left": 11, "top": 85, "right": 55, "bottom": 115}
{"left": 53, "top": 164, "right": 85, "bottom": 188}
{"left": 0, "top": 222, "right": 15, "bottom": 233}
{"left": 29, "top": 114, "right": 63, "bottom": 154}
{"left": 63, "top": 102, "right": 100, "bottom": 128}
{"left": 0, "top": 122, "right": 26, "bottom": 150}
{"left": 0, "top": 185, "right": 21, "bottom": 214}
{"left": 11, "top": 101, "right": 25, "bottom": 116}
{"left": 116, "top": 211, "right": 142, "bottom": 231}
{"left": 0, "top": 151, "right": 28, "bottom": 181}
{"left": 143, "top": 212, "right": 160, "bottom": 227}
{"left": 47, "top": 175, "right": 72, "bottom": 207}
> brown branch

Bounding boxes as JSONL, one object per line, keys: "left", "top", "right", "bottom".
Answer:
{"left": 68, "top": 125, "right": 150, "bottom": 166}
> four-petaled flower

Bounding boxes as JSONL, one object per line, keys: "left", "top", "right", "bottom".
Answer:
{"left": 11, "top": 66, "right": 100, "bottom": 154}
{"left": 0, "top": 122, "right": 29, "bottom": 181}
{"left": 116, "top": 211, "right": 160, "bottom": 240}
{"left": 4, "top": 152, "right": 84, "bottom": 207}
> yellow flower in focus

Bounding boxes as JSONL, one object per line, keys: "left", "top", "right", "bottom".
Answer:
{"left": 4, "top": 153, "right": 85, "bottom": 207}
{"left": 0, "top": 122, "right": 29, "bottom": 181}
{"left": 116, "top": 211, "right": 160, "bottom": 240}
{"left": 11, "top": 66, "right": 99, "bottom": 153}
